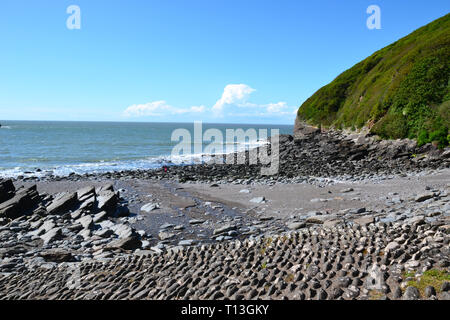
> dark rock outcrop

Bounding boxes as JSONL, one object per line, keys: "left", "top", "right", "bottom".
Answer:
{"left": 0, "top": 185, "right": 40, "bottom": 219}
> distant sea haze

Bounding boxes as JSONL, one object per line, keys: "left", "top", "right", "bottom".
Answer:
{"left": 0, "top": 121, "right": 293, "bottom": 178}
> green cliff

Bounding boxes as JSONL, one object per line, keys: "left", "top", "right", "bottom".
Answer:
{"left": 296, "top": 13, "right": 450, "bottom": 147}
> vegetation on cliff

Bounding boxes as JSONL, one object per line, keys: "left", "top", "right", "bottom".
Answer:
{"left": 297, "top": 13, "right": 450, "bottom": 147}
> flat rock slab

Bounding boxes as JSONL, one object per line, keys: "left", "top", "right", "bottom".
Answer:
{"left": 189, "top": 219, "right": 205, "bottom": 225}
{"left": 107, "top": 236, "right": 141, "bottom": 251}
{"left": 415, "top": 193, "right": 435, "bottom": 202}
{"left": 40, "top": 249, "right": 73, "bottom": 263}
{"left": 0, "top": 185, "right": 40, "bottom": 219}
{"left": 46, "top": 192, "right": 78, "bottom": 215}
{"left": 287, "top": 222, "right": 306, "bottom": 230}
{"left": 40, "top": 227, "right": 62, "bottom": 244}
{"left": 250, "top": 197, "right": 265, "bottom": 204}
{"left": 141, "top": 203, "right": 160, "bottom": 212}
{"left": 97, "top": 191, "right": 117, "bottom": 211}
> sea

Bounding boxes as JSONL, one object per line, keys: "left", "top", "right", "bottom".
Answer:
{"left": 0, "top": 121, "right": 293, "bottom": 178}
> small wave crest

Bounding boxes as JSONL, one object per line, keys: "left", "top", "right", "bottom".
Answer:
{"left": 0, "top": 138, "right": 269, "bottom": 179}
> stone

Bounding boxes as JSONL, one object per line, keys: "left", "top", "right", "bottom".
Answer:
{"left": 141, "top": 203, "right": 160, "bottom": 212}
{"left": 70, "top": 210, "right": 83, "bottom": 220}
{"left": 0, "top": 179, "right": 15, "bottom": 203}
{"left": 0, "top": 185, "right": 40, "bottom": 219}
{"left": 93, "top": 211, "right": 108, "bottom": 223}
{"left": 415, "top": 193, "right": 434, "bottom": 202}
{"left": 349, "top": 207, "right": 366, "bottom": 214}
{"left": 107, "top": 236, "right": 142, "bottom": 251}
{"left": 179, "top": 240, "right": 195, "bottom": 246}
{"left": 305, "top": 216, "right": 325, "bottom": 224}
{"left": 79, "top": 196, "right": 96, "bottom": 211}
{"left": 287, "top": 222, "right": 306, "bottom": 230}
{"left": 250, "top": 197, "right": 265, "bottom": 204}
{"left": 402, "top": 286, "right": 420, "bottom": 300}
{"left": 385, "top": 241, "right": 400, "bottom": 252}
{"left": 112, "top": 224, "right": 134, "bottom": 239}
{"left": 424, "top": 286, "right": 436, "bottom": 298}
{"left": 213, "top": 224, "right": 237, "bottom": 235}
{"left": 40, "top": 249, "right": 73, "bottom": 263}
{"left": 189, "top": 219, "right": 205, "bottom": 225}
{"left": 158, "top": 232, "right": 175, "bottom": 241}
{"left": 239, "top": 189, "right": 250, "bottom": 194}
{"left": 354, "top": 216, "right": 374, "bottom": 226}
{"left": 76, "top": 215, "right": 94, "bottom": 230}
{"left": 441, "top": 282, "right": 450, "bottom": 292}
{"left": 76, "top": 186, "right": 95, "bottom": 200}
{"left": 94, "top": 228, "right": 114, "bottom": 238}
{"left": 96, "top": 190, "right": 118, "bottom": 212}
{"left": 46, "top": 192, "right": 78, "bottom": 215}
{"left": 160, "top": 223, "right": 175, "bottom": 229}
{"left": 40, "top": 227, "right": 62, "bottom": 244}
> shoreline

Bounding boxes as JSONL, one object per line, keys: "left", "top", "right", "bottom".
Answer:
{"left": 0, "top": 130, "right": 449, "bottom": 300}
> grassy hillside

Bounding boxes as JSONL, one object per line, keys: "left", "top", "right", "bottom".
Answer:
{"left": 297, "top": 13, "right": 450, "bottom": 147}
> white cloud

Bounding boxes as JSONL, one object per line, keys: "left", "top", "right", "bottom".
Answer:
{"left": 123, "top": 101, "right": 205, "bottom": 117}
{"left": 212, "top": 84, "right": 256, "bottom": 115}
{"left": 123, "top": 84, "right": 297, "bottom": 120}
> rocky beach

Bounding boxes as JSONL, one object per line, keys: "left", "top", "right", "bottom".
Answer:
{"left": 0, "top": 128, "right": 449, "bottom": 300}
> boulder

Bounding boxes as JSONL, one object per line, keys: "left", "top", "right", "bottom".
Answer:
{"left": 76, "top": 186, "right": 95, "bottom": 200}
{"left": 46, "top": 192, "right": 78, "bottom": 215}
{"left": 96, "top": 190, "right": 118, "bottom": 212}
{"left": 107, "top": 236, "right": 142, "bottom": 251}
{"left": 250, "top": 197, "right": 265, "bottom": 204}
{"left": 141, "top": 203, "right": 160, "bottom": 212}
{"left": 93, "top": 211, "right": 108, "bottom": 223}
{"left": 0, "top": 185, "right": 40, "bottom": 219}
{"left": 40, "top": 227, "right": 62, "bottom": 244}
{"left": 415, "top": 193, "right": 434, "bottom": 202}
{"left": 0, "top": 179, "right": 15, "bottom": 203}
{"left": 76, "top": 215, "right": 94, "bottom": 230}
{"left": 112, "top": 223, "right": 134, "bottom": 239}
{"left": 40, "top": 249, "right": 73, "bottom": 263}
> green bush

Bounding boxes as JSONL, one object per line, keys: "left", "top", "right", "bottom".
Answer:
{"left": 417, "top": 130, "right": 429, "bottom": 146}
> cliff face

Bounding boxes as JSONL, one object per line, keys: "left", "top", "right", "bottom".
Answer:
{"left": 296, "top": 13, "right": 450, "bottom": 147}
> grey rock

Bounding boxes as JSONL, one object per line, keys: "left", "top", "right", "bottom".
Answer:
{"left": 250, "top": 197, "right": 265, "bottom": 204}
{"left": 107, "top": 236, "right": 142, "bottom": 251}
{"left": 40, "top": 249, "right": 73, "bottom": 263}
{"left": 40, "top": 227, "right": 62, "bottom": 244}
{"left": 213, "top": 224, "right": 237, "bottom": 236}
{"left": 0, "top": 179, "right": 15, "bottom": 203}
{"left": 415, "top": 193, "right": 434, "bottom": 202}
{"left": 46, "top": 192, "right": 78, "bottom": 215}
{"left": 424, "top": 286, "right": 436, "bottom": 298}
{"left": 141, "top": 203, "right": 160, "bottom": 212}
{"left": 96, "top": 190, "right": 118, "bottom": 212}
{"left": 287, "top": 222, "right": 306, "bottom": 230}
{"left": 93, "top": 211, "right": 108, "bottom": 223}
{"left": 402, "top": 286, "right": 420, "bottom": 300}
{"left": 189, "top": 219, "right": 205, "bottom": 225}
{"left": 158, "top": 232, "right": 175, "bottom": 241}
{"left": 0, "top": 185, "right": 40, "bottom": 219}
{"left": 76, "top": 215, "right": 94, "bottom": 230}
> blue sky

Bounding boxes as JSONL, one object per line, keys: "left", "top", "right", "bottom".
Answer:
{"left": 0, "top": 0, "right": 448, "bottom": 124}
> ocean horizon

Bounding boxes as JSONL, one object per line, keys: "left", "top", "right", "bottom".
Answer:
{"left": 0, "top": 120, "right": 293, "bottom": 178}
